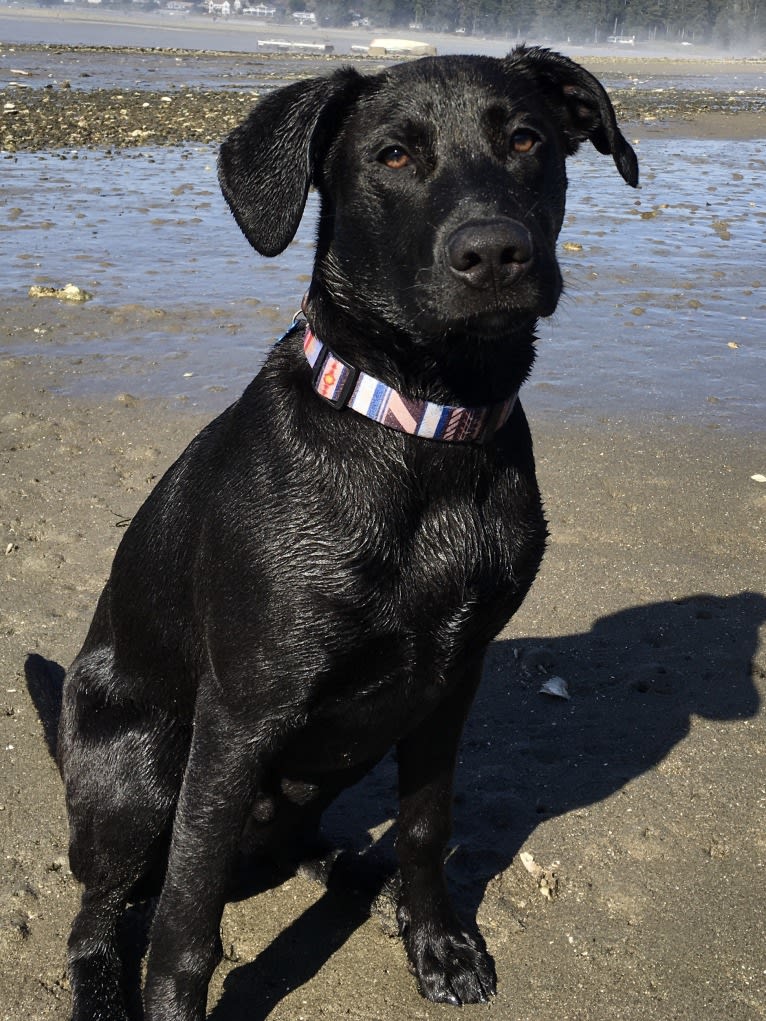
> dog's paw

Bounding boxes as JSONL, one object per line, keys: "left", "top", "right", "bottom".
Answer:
{"left": 403, "top": 922, "right": 497, "bottom": 1005}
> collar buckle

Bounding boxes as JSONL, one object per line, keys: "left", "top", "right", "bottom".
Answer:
{"left": 311, "top": 347, "right": 359, "bottom": 410}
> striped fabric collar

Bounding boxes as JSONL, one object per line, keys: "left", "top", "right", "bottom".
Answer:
{"left": 302, "top": 325, "right": 517, "bottom": 444}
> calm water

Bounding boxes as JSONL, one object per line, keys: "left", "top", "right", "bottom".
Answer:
{"left": 3, "top": 136, "right": 764, "bottom": 428}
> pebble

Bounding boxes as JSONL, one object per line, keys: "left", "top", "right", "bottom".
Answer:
{"left": 28, "top": 283, "right": 93, "bottom": 302}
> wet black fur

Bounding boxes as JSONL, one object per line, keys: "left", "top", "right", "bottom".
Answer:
{"left": 58, "top": 46, "right": 637, "bottom": 1020}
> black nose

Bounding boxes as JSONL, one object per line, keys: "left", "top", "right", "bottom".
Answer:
{"left": 446, "top": 218, "right": 533, "bottom": 290}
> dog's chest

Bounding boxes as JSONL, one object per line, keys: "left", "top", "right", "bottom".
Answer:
{"left": 316, "top": 486, "right": 522, "bottom": 635}
{"left": 281, "top": 590, "right": 506, "bottom": 778}
{"left": 279, "top": 490, "right": 538, "bottom": 771}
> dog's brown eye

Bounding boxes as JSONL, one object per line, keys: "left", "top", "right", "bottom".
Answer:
{"left": 379, "top": 146, "right": 412, "bottom": 170}
{"left": 511, "top": 130, "right": 539, "bottom": 154}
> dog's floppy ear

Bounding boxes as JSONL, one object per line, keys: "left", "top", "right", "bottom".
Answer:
{"left": 218, "top": 68, "right": 363, "bottom": 256}
{"left": 507, "top": 46, "right": 639, "bottom": 188}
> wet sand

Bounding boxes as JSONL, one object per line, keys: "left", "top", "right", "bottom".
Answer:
{"left": 1, "top": 40, "right": 765, "bottom": 1021}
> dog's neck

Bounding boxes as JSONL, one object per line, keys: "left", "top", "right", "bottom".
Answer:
{"left": 303, "top": 297, "right": 537, "bottom": 411}
{"left": 302, "top": 324, "right": 519, "bottom": 444}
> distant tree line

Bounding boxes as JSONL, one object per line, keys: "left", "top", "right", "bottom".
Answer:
{"left": 40, "top": 0, "right": 765, "bottom": 48}
{"left": 308, "top": 0, "right": 765, "bottom": 47}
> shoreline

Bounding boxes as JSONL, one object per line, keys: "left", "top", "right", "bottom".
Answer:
{"left": 3, "top": 84, "right": 764, "bottom": 152}
{"left": 2, "top": 33, "right": 764, "bottom": 152}
{"left": 2, "top": 64, "right": 764, "bottom": 152}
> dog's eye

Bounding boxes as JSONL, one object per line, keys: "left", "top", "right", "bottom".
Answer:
{"left": 378, "top": 146, "right": 412, "bottom": 170}
{"left": 510, "top": 130, "right": 540, "bottom": 154}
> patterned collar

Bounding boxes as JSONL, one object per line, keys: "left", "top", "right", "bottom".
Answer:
{"left": 302, "top": 325, "right": 517, "bottom": 444}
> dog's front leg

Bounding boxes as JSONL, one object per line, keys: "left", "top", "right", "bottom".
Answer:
{"left": 142, "top": 690, "right": 264, "bottom": 1021}
{"left": 395, "top": 660, "right": 496, "bottom": 1005}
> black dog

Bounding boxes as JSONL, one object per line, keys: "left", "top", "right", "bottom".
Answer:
{"left": 58, "top": 46, "right": 637, "bottom": 1020}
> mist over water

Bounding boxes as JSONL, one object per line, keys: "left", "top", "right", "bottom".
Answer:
{"left": 1, "top": 6, "right": 764, "bottom": 59}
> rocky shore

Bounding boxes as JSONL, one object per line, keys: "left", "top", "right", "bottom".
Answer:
{"left": 2, "top": 44, "right": 765, "bottom": 151}
{"left": 2, "top": 84, "right": 256, "bottom": 150}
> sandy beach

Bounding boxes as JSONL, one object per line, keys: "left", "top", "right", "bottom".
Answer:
{"left": 1, "top": 22, "right": 765, "bottom": 1021}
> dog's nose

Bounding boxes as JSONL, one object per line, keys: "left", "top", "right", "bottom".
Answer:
{"left": 446, "top": 218, "right": 533, "bottom": 290}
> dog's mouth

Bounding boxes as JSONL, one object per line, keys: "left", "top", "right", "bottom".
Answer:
{"left": 416, "top": 280, "right": 561, "bottom": 341}
{"left": 414, "top": 217, "right": 563, "bottom": 335}
{"left": 412, "top": 247, "right": 562, "bottom": 340}
{"left": 445, "top": 308, "right": 540, "bottom": 341}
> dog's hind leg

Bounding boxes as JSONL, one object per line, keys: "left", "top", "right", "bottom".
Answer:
{"left": 59, "top": 655, "right": 188, "bottom": 1021}
{"left": 395, "top": 658, "right": 497, "bottom": 1006}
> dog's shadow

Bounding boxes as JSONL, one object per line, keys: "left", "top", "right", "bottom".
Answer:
{"left": 25, "top": 590, "right": 764, "bottom": 1020}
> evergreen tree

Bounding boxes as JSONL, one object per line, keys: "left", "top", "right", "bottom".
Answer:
{"left": 311, "top": 0, "right": 764, "bottom": 49}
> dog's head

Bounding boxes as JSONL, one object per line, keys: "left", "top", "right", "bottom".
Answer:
{"left": 219, "top": 47, "right": 637, "bottom": 348}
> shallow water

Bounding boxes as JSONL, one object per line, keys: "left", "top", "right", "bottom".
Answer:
{"left": 3, "top": 37, "right": 764, "bottom": 97}
{"left": 2, "top": 138, "right": 765, "bottom": 429}
{"left": 1, "top": 43, "right": 377, "bottom": 94}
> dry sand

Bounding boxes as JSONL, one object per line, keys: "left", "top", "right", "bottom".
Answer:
{"left": 1, "top": 44, "right": 765, "bottom": 1021}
